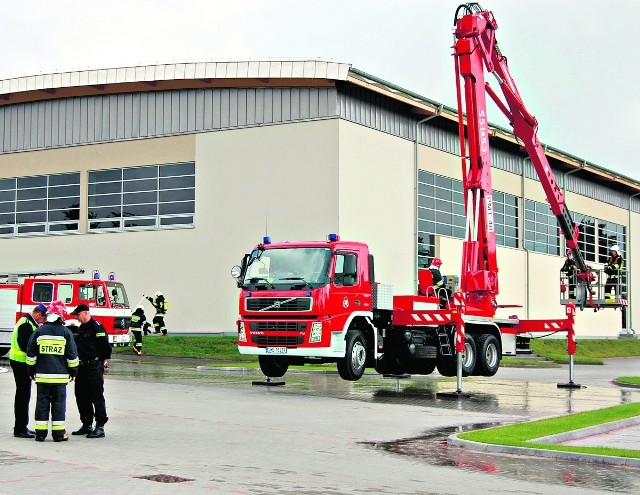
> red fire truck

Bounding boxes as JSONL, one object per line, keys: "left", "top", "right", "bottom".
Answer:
{"left": 231, "top": 3, "right": 622, "bottom": 381}
{"left": 0, "top": 268, "right": 132, "bottom": 357}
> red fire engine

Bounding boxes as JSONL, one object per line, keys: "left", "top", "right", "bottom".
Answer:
{"left": 0, "top": 268, "right": 132, "bottom": 356}
{"left": 231, "top": 3, "right": 622, "bottom": 382}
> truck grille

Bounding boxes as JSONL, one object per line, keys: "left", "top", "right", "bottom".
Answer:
{"left": 249, "top": 322, "right": 306, "bottom": 332}
{"left": 253, "top": 336, "right": 303, "bottom": 346}
{"left": 246, "top": 297, "right": 312, "bottom": 312}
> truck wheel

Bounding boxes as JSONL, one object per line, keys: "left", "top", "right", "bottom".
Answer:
{"left": 337, "top": 330, "right": 366, "bottom": 381}
{"left": 258, "top": 355, "right": 289, "bottom": 378}
{"left": 461, "top": 334, "right": 477, "bottom": 376}
{"left": 436, "top": 334, "right": 476, "bottom": 377}
{"left": 407, "top": 358, "right": 436, "bottom": 375}
{"left": 374, "top": 354, "right": 404, "bottom": 375}
{"left": 436, "top": 358, "right": 456, "bottom": 377}
{"left": 475, "top": 334, "right": 500, "bottom": 376}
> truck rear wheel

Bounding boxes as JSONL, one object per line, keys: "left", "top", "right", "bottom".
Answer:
{"left": 406, "top": 358, "right": 436, "bottom": 375}
{"left": 436, "top": 334, "right": 476, "bottom": 377}
{"left": 337, "top": 330, "right": 366, "bottom": 381}
{"left": 474, "top": 334, "right": 500, "bottom": 376}
{"left": 258, "top": 355, "right": 289, "bottom": 378}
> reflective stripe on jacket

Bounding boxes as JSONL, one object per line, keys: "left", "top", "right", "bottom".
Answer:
{"left": 26, "top": 322, "right": 79, "bottom": 383}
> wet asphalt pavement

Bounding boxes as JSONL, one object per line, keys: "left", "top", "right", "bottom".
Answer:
{"left": 1, "top": 355, "right": 639, "bottom": 494}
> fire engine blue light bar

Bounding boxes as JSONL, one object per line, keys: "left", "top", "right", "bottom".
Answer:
{"left": 263, "top": 236, "right": 271, "bottom": 244}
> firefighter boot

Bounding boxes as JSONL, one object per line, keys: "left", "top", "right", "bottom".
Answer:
{"left": 87, "top": 425, "right": 105, "bottom": 438}
{"left": 72, "top": 425, "right": 93, "bottom": 435}
{"left": 53, "top": 433, "right": 69, "bottom": 442}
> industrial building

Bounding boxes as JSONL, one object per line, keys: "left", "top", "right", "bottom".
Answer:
{"left": 0, "top": 60, "right": 637, "bottom": 336}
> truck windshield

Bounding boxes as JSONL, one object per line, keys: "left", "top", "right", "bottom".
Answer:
{"left": 243, "top": 247, "right": 331, "bottom": 289}
{"left": 107, "top": 282, "right": 129, "bottom": 307}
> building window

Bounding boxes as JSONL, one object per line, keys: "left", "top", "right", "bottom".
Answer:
{"left": 524, "top": 199, "right": 560, "bottom": 255}
{"left": 493, "top": 191, "right": 519, "bottom": 248}
{"left": 597, "top": 220, "right": 626, "bottom": 263}
{"left": 88, "top": 162, "right": 195, "bottom": 232}
{"left": 417, "top": 171, "right": 465, "bottom": 266}
{"left": 417, "top": 171, "right": 519, "bottom": 266}
{"left": 0, "top": 173, "right": 80, "bottom": 237}
{"left": 572, "top": 213, "right": 597, "bottom": 262}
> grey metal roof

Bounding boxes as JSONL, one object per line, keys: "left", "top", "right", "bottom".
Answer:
{"left": 0, "top": 58, "right": 637, "bottom": 192}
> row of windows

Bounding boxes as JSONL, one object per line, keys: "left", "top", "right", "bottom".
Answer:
{"left": 88, "top": 162, "right": 195, "bottom": 231}
{"left": 417, "top": 171, "right": 626, "bottom": 266}
{"left": 0, "top": 162, "right": 195, "bottom": 237}
{"left": 0, "top": 173, "right": 80, "bottom": 235}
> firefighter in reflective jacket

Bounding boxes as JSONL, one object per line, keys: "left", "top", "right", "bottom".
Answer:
{"left": 10, "top": 303, "right": 47, "bottom": 438}
{"left": 147, "top": 291, "right": 168, "bottom": 336}
{"left": 130, "top": 305, "right": 146, "bottom": 354}
{"left": 604, "top": 244, "right": 625, "bottom": 299}
{"left": 26, "top": 301, "right": 79, "bottom": 442}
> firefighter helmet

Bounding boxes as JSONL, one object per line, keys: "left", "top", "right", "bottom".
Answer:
{"left": 155, "top": 291, "right": 163, "bottom": 297}
{"left": 46, "top": 300, "right": 67, "bottom": 322}
{"left": 136, "top": 305, "right": 144, "bottom": 310}
{"left": 431, "top": 257, "right": 443, "bottom": 268}
{"left": 611, "top": 244, "right": 620, "bottom": 253}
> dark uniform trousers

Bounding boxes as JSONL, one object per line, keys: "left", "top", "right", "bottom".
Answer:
{"left": 75, "top": 359, "right": 108, "bottom": 427}
{"left": 35, "top": 383, "right": 67, "bottom": 440}
{"left": 10, "top": 360, "right": 32, "bottom": 434}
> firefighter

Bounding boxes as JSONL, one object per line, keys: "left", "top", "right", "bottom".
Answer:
{"left": 604, "top": 245, "right": 625, "bottom": 299}
{"left": 147, "top": 291, "right": 168, "bottom": 336}
{"left": 130, "top": 305, "right": 146, "bottom": 355}
{"left": 10, "top": 303, "right": 47, "bottom": 438}
{"left": 561, "top": 249, "right": 577, "bottom": 299}
{"left": 26, "top": 300, "right": 79, "bottom": 442}
{"left": 429, "top": 258, "right": 452, "bottom": 309}
{"left": 70, "top": 303, "right": 111, "bottom": 438}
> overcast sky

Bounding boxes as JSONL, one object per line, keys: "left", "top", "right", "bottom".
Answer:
{"left": 3, "top": 0, "right": 638, "bottom": 181}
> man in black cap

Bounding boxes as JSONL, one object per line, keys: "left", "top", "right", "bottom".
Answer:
{"left": 70, "top": 304, "right": 111, "bottom": 438}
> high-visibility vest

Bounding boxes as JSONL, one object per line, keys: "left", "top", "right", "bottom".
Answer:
{"left": 9, "top": 315, "right": 37, "bottom": 362}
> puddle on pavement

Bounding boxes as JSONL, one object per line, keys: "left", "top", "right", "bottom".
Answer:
{"left": 108, "top": 360, "right": 640, "bottom": 491}
{"left": 364, "top": 425, "right": 640, "bottom": 493}
{"left": 108, "top": 361, "right": 639, "bottom": 419}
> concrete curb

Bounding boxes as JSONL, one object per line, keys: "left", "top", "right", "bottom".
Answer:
{"left": 613, "top": 379, "right": 640, "bottom": 389}
{"left": 533, "top": 416, "right": 640, "bottom": 444}
{"left": 448, "top": 418, "right": 640, "bottom": 468}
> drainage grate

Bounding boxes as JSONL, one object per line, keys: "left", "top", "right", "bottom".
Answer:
{"left": 134, "top": 474, "right": 194, "bottom": 483}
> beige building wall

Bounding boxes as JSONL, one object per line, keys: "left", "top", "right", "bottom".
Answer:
{"left": 0, "top": 121, "right": 341, "bottom": 333}
{"left": 338, "top": 121, "right": 415, "bottom": 293}
{"left": 198, "top": 119, "right": 340, "bottom": 332}
{"left": 0, "top": 118, "right": 635, "bottom": 336}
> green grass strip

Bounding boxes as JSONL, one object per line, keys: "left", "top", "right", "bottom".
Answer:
{"left": 458, "top": 403, "right": 640, "bottom": 459}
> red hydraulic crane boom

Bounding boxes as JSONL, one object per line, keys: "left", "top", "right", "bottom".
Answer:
{"left": 452, "top": 2, "right": 590, "bottom": 316}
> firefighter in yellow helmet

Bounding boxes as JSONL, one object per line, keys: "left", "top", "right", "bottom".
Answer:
{"left": 147, "top": 291, "right": 168, "bottom": 336}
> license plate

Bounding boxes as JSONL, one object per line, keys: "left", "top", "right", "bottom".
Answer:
{"left": 265, "top": 346, "right": 287, "bottom": 354}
